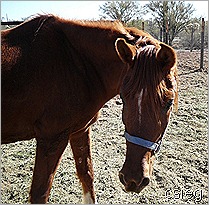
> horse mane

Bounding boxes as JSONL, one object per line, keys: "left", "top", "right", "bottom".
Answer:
{"left": 6, "top": 14, "right": 135, "bottom": 48}
{"left": 57, "top": 16, "right": 134, "bottom": 41}
{"left": 30, "top": 14, "right": 133, "bottom": 38}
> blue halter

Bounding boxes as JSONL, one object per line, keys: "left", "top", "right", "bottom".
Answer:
{"left": 124, "top": 132, "right": 162, "bottom": 153}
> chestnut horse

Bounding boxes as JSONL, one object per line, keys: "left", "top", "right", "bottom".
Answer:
{"left": 1, "top": 15, "right": 178, "bottom": 203}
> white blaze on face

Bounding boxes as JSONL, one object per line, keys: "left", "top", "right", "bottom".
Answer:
{"left": 137, "top": 89, "right": 144, "bottom": 123}
{"left": 83, "top": 192, "right": 95, "bottom": 204}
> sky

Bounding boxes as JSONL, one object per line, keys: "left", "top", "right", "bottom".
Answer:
{"left": 1, "top": 1, "right": 208, "bottom": 21}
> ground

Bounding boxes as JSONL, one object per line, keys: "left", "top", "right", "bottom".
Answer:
{"left": 1, "top": 50, "right": 208, "bottom": 204}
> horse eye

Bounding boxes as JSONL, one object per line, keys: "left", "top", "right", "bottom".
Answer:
{"left": 165, "top": 99, "right": 174, "bottom": 110}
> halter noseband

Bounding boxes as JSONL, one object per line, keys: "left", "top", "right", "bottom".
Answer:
{"left": 124, "top": 132, "right": 162, "bottom": 153}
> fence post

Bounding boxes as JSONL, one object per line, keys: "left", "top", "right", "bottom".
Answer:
{"left": 1, "top": 21, "right": 23, "bottom": 25}
{"left": 142, "top": 21, "right": 144, "bottom": 31}
{"left": 160, "top": 27, "right": 163, "bottom": 42}
{"left": 165, "top": 21, "right": 168, "bottom": 44}
{"left": 200, "top": 18, "right": 205, "bottom": 70}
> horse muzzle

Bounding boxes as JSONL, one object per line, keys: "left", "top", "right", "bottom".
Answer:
{"left": 119, "top": 172, "right": 150, "bottom": 193}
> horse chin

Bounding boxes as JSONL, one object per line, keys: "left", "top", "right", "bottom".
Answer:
{"left": 135, "top": 185, "right": 147, "bottom": 193}
{"left": 123, "top": 181, "right": 148, "bottom": 193}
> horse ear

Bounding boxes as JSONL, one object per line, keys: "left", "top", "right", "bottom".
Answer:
{"left": 115, "top": 38, "right": 136, "bottom": 64}
{"left": 156, "top": 43, "right": 177, "bottom": 70}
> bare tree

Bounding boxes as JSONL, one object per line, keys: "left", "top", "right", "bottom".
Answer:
{"left": 186, "top": 20, "right": 200, "bottom": 51}
{"left": 145, "top": 1, "right": 195, "bottom": 45}
{"left": 99, "top": 1, "right": 142, "bottom": 24}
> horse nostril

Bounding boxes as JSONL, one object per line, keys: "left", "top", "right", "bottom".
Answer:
{"left": 141, "top": 177, "right": 150, "bottom": 187}
{"left": 119, "top": 172, "right": 126, "bottom": 185}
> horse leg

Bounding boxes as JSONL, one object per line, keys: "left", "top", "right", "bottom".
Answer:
{"left": 30, "top": 132, "right": 68, "bottom": 203}
{"left": 69, "top": 128, "right": 95, "bottom": 204}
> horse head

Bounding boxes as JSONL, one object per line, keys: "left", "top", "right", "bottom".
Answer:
{"left": 115, "top": 37, "right": 178, "bottom": 193}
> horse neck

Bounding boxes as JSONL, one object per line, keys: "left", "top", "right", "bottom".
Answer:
{"left": 59, "top": 20, "right": 128, "bottom": 101}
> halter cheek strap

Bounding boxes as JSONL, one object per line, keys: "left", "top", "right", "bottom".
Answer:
{"left": 124, "top": 132, "right": 162, "bottom": 153}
